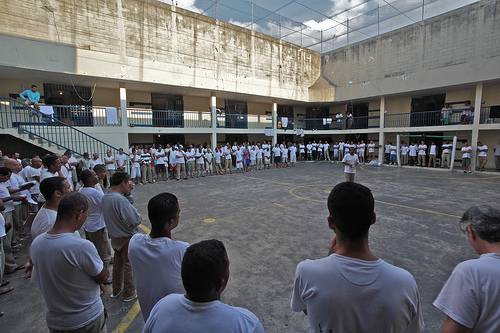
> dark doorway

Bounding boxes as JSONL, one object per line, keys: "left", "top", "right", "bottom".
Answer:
{"left": 348, "top": 102, "right": 369, "bottom": 129}
{"left": 225, "top": 100, "right": 248, "bottom": 129}
{"left": 43, "top": 83, "right": 93, "bottom": 126}
{"left": 151, "top": 93, "right": 184, "bottom": 127}
{"left": 410, "top": 94, "right": 445, "bottom": 127}
{"left": 223, "top": 134, "right": 249, "bottom": 144}
{"left": 154, "top": 134, "right": 185, "bottom": 146}
{"left": 305, "top": 106, "right": 329, "bottom": 130}
{"left": 277, "top": 105, "right": 294, "bottom": 130}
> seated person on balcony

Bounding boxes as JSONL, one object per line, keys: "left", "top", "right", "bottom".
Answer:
{"left": 461, "top": 102, "right": 473, "bottom": 124}
{"left": 19, "top": 85, "right": 41, "bottom": 111}
{"left": 441, "top": 104, "right": 452, "bottom": 125}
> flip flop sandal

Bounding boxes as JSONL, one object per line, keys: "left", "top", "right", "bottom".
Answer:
{"left": 0, "top": 286, "right": 14, "bottom": 296}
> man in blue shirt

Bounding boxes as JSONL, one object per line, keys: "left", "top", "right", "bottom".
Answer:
{"left": 19, "top": 85, "right": 41, "bottom": 110}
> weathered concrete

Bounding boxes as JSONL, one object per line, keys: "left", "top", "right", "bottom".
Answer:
{"left": 322, "top": 0, "right": 500, "bottom": 101}
{"left": 2, "top": 162, "right": 499, "bottom": 332}
{"left": 0, "top": 0, "right": 322, "bottom": 102}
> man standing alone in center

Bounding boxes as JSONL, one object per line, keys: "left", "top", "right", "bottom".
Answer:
{"left": 342, "top": 147, "right": 359, "bottom": 183}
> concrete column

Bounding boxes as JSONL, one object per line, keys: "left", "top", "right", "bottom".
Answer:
{"left": 119, "top": 85, "right": 129, "bottom": 150}
{"left": 471, "top": 83, "right": 482, "bottom": 171}
{"left": 272, "top": 102, "right": 278, "bottom": 146}
{"left": 378, "top": 96, "right": 385, "bottom": 161}
{"left": 210, "top": 95, "right": 217, "bottom": 149}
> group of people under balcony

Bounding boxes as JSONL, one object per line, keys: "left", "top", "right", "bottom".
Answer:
{"left": 384, "top": 140, "right": 489, "bottom": 172}
{"left": 1, "top": 147, "right": 500, "bottom": 332}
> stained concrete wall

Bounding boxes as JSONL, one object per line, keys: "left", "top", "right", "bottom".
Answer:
{"left": 322, "top": 0, "right": 500, "bottom": 101}
{"left": 0, "top": 0, "right": 321, "bottom": 102}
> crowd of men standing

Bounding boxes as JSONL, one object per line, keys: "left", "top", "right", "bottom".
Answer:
{"left": 0, "top": 145, "right": 499, "bottom": 333}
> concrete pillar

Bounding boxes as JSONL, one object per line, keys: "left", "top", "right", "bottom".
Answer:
{"left": 471, "top": 83, "right": 482, "bottom": 171}
{"left": 272, "top": 102, "right": 278, "bottom": 146}
{"left": 119, "top": 85, "right": 129, "bottom": 150}
{"left": 210, "top": 95, "right": 217, "bottom": 149}
{"left": 378, "top": 96, "right": 385, "bottom": 161}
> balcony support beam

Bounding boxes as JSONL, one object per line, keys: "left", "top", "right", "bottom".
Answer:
{"left": 272, "top": 102, "right": 278, "bottom": 146}
{"left": 210, "top": 94, "right": 217, "bottom": 149}
{"left": 471, "top": 82, "right": 482, "bottom": 172}
{"left": 119, "top": 85, "right": 129, "bottom": 149}
{"left": 378, "top": 96, "right": 385, "bottom": 161}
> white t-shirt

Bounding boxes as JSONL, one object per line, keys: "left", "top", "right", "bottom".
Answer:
{"left": 442, "top": 144, "right": 452, "bottom": 154}
{"left": 418, "top": 144, "right": 427, "bottom": 156}
{"left": 433, "top": 253, "right": 500, "bottom": 332}
{"left": 292, "top": 254, "right": 424, "bottom": 333}
{"left": 22, "top": 165, "right": 41, "bottom": 194}
{"left": 478, "top": 145, "right": 488, "bottom": 157}
{"left": 462, "top": 146, "right": 472, "bottom": 159}
{"left": 342, "top": 154, "right": 359, "bottom": 174}
{"left": 390, "top": 145, "right": 397, "bottom": 155}
{"left": 409, "top": 145, "right": 417, "bottom": 157}
{"left": 30, "top": 233, "right": 104, "bottom": 331}
{"left": 368, "top": 143, "right": 375, "bottom": 153}
{"left": 0, "top": 184, "right": 14, "bottom": 213}
{"left": 89, "top": 158, "right": 103, "bottom": 169}
{"left": 143, "top": 293, "right": 264, "bottom": 333}
{"left": 0, "top": 213, "right": 6, "bottom": 238}
{"left": 273, "top": 147, "right": 281, "bottom": 157}
{"left": 31, "top": 207, "right": 81, "bottom": 239}
{"left": 429, "top": 145, "right": 437, "bottom": 155}
{"left": 116, "top": 153, "right": 128, "bottom": 168}
{"left": 129, "top": 234, "right": 189, "bottom": 320}
{"left": 40, "top": 169, "right": 59, "bottom": 181}
{"left": 79, "top": 187, "right": 106, "bottom": 233}
{"left": 104, "top": 156, "right": 116, "bottom": 170}
{"left": 401, "top": 145, "right": 409, "bottom": 155}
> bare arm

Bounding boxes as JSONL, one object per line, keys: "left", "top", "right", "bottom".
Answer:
{"left": 93, "top": 267, "right": 110, "bottom": 285}
{"left": 441, "top": 317, "right": 472, "bottom": 333}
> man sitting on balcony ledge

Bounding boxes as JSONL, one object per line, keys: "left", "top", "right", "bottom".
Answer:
{"left": 19, "top": 85, "right": 40, "bottom": 111}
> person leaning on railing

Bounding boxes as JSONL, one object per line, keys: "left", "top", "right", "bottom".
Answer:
{"left": 19, "top": 85, "right": 41, "bottom": 111}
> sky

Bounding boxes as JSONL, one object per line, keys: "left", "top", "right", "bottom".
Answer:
{"left": 160, "top": 0, "right": 478, "bottom": 52}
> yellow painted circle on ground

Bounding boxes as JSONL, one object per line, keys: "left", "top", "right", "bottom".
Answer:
{"left": 202, "top": 217, "right": 217, "bottom": 224}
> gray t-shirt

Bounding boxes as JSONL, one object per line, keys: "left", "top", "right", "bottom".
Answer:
{"left": 143, "top": 294, "right": 265, "bottom": 333}
{"left": 292, "top": 254, "right": 424, "bottom": 333}
{"left": 129, "top": 234, "right": 189, "bottom": 320}
{"left": 101, "top": 192, "right": 141, "bottom": 238}
{"left": 433, "top": 253, "right": 500, "bottom": 332}
{"left": 30, "top": 233, "right": 104, "bottom": 330}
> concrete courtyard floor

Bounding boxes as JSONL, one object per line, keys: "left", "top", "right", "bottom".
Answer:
{"left": 2, "top": 161, "right": 500, "bottom": 333}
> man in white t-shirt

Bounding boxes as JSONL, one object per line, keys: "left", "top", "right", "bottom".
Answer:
{"left": 342, "top": 147, "right": 359, "bottom": 182}
{"left": 428, "top": 142, "right": 437, "bottom": 168}
{"left": 89, "top": 153, "right": 103, "bottom": 170}
{"left": 434, "top": 205, "right": 500, "bottom": 333}
{"left": 400, "top": 142, "right": 409, "bottom": 165}
{"left": 417, "top": 141, "right": 427, "bottom": 167}
{"left": 27, "top": 176, "right": 74, "bottom": 279}
{"left": 409, "top": 142, "right": 418, "bottom": 166}
{"left": 79, "top": 170, "right": 112, "bottom": 276}
{"left": 30, "top": 192, "right": 109, "bottom": 332}
{"left": 129, "top": 192, "right": 189, "bottom": 320}
{"left": 477, "top": 142, "right": 488, "bottom": 171}
{"left": 291, "top": 182, "right": 424, "bottom": 333}
{"left": 104, "top": 150, "right": 116, "bottom": 185}
{"left": 461, "top": 141, "right": 473, "bottom": 173}
{"left": 143, "top": 239, "right": 264, "bottom": 333}
{"left": 441, "top": 142, "right": 452, "bottom": 168}
{"left": 115, "top": 148, "right": 127, "bottom": 173}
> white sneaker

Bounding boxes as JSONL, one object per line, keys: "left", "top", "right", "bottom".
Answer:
{"left": 123, "top": 293, "right": 137, "bottom": 302}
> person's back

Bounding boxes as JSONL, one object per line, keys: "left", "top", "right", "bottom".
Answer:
{"left": 291, "top": 182, "right": 423, "bottom": 333}
{"left": 102, "top": 191, "right": 140, "bottom": 238}
{"left": 434, "top": 205, "right": 500, "bottom": 333}
{"left": 144, "top": 293, "right": 262, "bottom": 333}
{"left": 143, "top": 239, "right": 264, "bottom": 333}
{"left": 293, "top": 254, "right": 421, "bottom": 332}
{"left": 30, "top": 192, "right": 107, "bottom": 332}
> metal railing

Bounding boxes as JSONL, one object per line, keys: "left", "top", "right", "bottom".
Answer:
{"left": 50, "top": 105, "right": 122, "bottom": 127}
{"left": 127, "top": 108, "right": 211, "bottom": 128}
{"left": 216, "top": 113, "right": 272, "bottom": 129}
{"left": 480, "top": 106, "right": 500, "bottom": 124}
{"left": 384, "top": 109, "right": 474, "bottom": 128}
{"left": 293, "top": 116, "right": 380, "bottom": 130}
{"left": 0, "top": 98, "right": 126, "bottom": 161}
